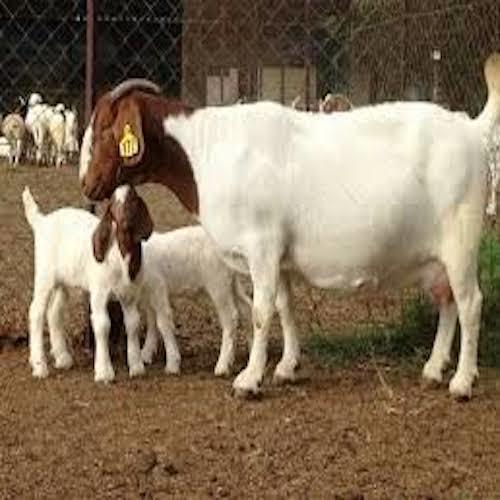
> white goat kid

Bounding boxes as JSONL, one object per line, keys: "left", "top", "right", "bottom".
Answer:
{"left": 93, "top": 185, "right": 253, "bottom": 377}
{"left": 138, "top": 228, "right": 252, "bottom": 376}
{"left": 161, "top": 54, "right": 500, "bottom": 399}
{"left": 22, "top": 186, "right": 153, "bottom": 382}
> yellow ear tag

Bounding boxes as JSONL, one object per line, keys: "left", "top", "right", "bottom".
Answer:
{"left": 119, "top": 124, "right": 139, "bottom": 158}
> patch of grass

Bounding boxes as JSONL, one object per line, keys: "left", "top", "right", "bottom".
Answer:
{"left": 307, "top": 232, "right": 500, "bottom": 369}
{"left": 306, "top": 295, "right": 435, "bottom": 367}
{"left": 478, "top": 231, "right": 500, "bottom": 367}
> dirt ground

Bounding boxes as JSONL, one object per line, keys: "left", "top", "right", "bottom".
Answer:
{"left": 0, "top": 163, "right": 499, "bottom": 499}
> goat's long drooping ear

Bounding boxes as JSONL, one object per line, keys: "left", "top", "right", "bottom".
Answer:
{"left": 113, "top": 97, "right": 145, "bottom": 168}
{"left": 92, "top": 203, "right": 113, "bottom": 262}
{"left": 130, "top": 195, "right": 154, "bottom": 242}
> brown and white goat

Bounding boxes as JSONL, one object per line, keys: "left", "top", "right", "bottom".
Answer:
{"left": 79, "top": 55, "right": 500, "bottom": 399}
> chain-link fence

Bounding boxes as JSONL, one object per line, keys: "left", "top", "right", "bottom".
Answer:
{"left": 1, "top": 0, "right": 500, "bottom": 336}
{"left": 0, "top": 1, "right": 86, "bottom": 116}
{"left": 1, "top": 0, "right": 499, "bottom": 120}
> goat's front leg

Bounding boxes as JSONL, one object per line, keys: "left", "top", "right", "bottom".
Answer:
{"left": 90, "top": 291, "right": 115, "bottom": 383}
{"left": 122, "top": 303, "right": 145, "bottom": 378}
{"left": 232, "top": 250, "right": 279, "bottom": 398}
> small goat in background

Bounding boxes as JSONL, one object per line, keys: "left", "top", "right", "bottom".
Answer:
{"left": 1, "top": 113, "right": 26, "bottom": 165}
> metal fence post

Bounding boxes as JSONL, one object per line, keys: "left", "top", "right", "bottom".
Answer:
{"left": 83, "top": 0, "right": 96, "bottom": 354}
{"left": 304, "top": 0, "right": 311, "bottom": 111}
{"left": 85, "top": 0, "right": 95, "bottom": 127}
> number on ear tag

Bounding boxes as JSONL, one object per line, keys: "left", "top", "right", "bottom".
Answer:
{"left": 119, "top": 124, "right": 139, "bottom": 158}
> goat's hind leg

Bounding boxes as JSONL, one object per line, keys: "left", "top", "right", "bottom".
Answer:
{"left": 273, "top": 272, "right": 301, "bottom": 385}
{"left": 141, "top": 305, "right": 159, "bottom": 364}
{"left": 441, "top": 214, "right": 483, "bottom": 399}
{"left": 29, "top": 280, "right": 53, "bottom": 378}
{"left": 422, "top": 300, "right": 457, "bottom": 385}
{"left": 152, "top": 293, "right": 181, "bottom": 375}
{"left": 47, "top": 287, "right": 73, "bottom": 369}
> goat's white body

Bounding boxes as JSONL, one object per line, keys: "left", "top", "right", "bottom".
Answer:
{"left": 139, "top": 225, "right": 250, "bottom": 375}
{"left": 164, "top": 98, "right": 493, "bottom": 398}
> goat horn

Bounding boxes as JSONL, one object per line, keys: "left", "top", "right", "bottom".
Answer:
{"left": 109, "top": 78, "right": 161, "bottom": 102}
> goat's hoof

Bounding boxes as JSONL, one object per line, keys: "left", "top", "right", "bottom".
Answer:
{"left": 272, "top": 372, "right": 297, "bottom": 386}
{"left": 94, "top": 367, "right": 115, "bottom": 384}
{"left": 140, "top": 349, "right": 154, "bottom": 365}
{"left": 31, "top": 363, "right": 49, "bottom": 379}
{"left": 129, "top": 362, "right": 146, "bottom": 378}
{"left": 449, "top": 373, "right": 474, "bottom": 401}
{"left": 54, "top": 352, "right": 74, "bottom": 370}
{"left": 231, "top": 385, "right": 263, "bottom": 400}
{"left": 421, "top": 362, "right": 445, "bottom": 387}
{"left": 232, "top": 369, "right": 263, "bottom": 399}
{"left": 421, "top": 376, "right": 441, "bottom": 390}
{"left": 165, "top": 364, "right": 181, "bottom": 376}
{"left": 214, "top": 361, "right": 233, "bottom": 378}
{"left": 273, "top": 360, "right": 299, "bottom": 385}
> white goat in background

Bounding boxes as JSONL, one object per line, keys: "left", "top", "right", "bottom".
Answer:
{"left": 1, "top": 113, "right": 26, "bottom": 165}
{"left": 25, "top": 93, "right": 50, "bottom": 165}
{"left": 64, "top": 107, "right": 79, "bottom": 161}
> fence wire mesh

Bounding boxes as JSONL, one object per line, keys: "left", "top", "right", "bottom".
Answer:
{"left": 0, "top": 0, "right": 498, "bottom": 117}
{"left": 1, "top": 0, "right": 500, "bottom": 334}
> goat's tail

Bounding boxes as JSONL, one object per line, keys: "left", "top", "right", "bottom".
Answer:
{"left": 22, "top": 186, "right": 41, "bottom": 228}
{"left": 477, "top": 52, "right": 500, "bottom": 131}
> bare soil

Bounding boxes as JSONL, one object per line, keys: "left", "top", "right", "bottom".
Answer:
{"left": 1, "top": 163, "right": 499, "bottom": 499}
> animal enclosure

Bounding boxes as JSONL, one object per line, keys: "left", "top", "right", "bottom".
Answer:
{"left": 1, "top": 1, "right": 500, "bottom": 497}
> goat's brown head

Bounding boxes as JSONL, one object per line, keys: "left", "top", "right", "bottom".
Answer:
{"left": 80, "top": 79, "right": 198, "bottom": 215}
{"left": 92, "top": 185, "right": 154, "bottom": 280}
{"left": 80, "top": 79, "right": 161, "bottom": 201}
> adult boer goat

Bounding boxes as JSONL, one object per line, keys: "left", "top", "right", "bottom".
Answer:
{"left": 80, "top": 55, "right": 500, "bottom": 399}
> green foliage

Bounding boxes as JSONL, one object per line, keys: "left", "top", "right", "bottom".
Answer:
{"left": 478, "top": 232, "right": 500, "bottom": 367}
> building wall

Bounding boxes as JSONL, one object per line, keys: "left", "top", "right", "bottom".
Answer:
{"left": 181, "top": 0, "right": 350, "bottom": 107}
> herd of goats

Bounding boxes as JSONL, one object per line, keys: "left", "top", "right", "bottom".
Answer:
{"left": 0, "top": 91, "right": 353, "bottom": 170}
{"left": 0, "top": 93, "right": 80, "bottom": 168}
